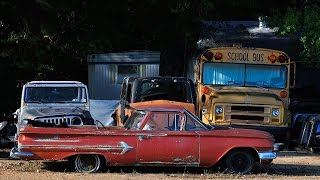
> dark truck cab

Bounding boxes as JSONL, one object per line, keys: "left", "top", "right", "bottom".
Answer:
{"left": 289, "top": 64, "right": 320, "bottom": 152}
{"left": 112, "top": 76, "right": 197, "bottom": 126}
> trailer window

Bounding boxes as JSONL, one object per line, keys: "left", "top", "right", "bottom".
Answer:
{"left": 117, "top": 65, "right": 138, "bottom": 84}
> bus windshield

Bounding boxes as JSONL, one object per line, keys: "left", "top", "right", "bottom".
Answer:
{"left": 202, "top": 62, "right": 287, "bottom": 89}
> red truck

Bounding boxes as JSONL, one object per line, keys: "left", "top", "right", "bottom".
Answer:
{"left": 11, "top": 103, "right": 279, "bottom": 174}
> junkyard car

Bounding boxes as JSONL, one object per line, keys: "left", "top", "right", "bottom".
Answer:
{"left": 14, "top": 81, "right": 94, "bottom": 127}
{"left": 11, "top": 103, "right": 278, "bottom": 174}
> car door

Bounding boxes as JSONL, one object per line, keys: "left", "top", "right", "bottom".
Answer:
{"left": 136, "top": 111, "right": 199, "bottom": 166}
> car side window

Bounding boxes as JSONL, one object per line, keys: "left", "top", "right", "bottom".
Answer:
{"left": 170, "top": 114, "right": 184, "bottom": 131}
{"left": 184, "top": 112, "right": 207, "bottom": 131}
{"left": 143, "top": 113, "right": 170, "bottom": 131}
{"left": 141, "top": 112, "right": 185, "bottom": 131}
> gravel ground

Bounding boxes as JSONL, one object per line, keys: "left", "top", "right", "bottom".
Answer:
{"left": 0, "top": 150, "right": 319, "bottom": 180}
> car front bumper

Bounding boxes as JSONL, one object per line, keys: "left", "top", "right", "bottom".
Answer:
{"left": 258, "top": 151, "right": 277, "bottom": 164}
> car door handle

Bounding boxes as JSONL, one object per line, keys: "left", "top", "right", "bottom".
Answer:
{"left": 138, "top": 135, "right": 151, "bottom": 141}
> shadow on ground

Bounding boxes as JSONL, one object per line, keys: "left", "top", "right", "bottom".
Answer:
{"left": 40, "top": 160, "right": 320, "bottom": 176}
{"left": 0, "top": 150, "right": 10, "bottom": 158}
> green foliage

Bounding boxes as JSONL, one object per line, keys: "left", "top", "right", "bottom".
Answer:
{"left": 271, "top": 4, "right": 320, "bottom": 67}
{"left": 1, "top": 0, "right": 310, "bottom": 116}
{"left": 300, "top": 5, "right": 320, "bottom": 67}
{"left": 278, "top": 8, "right": 302, "bottom": 35}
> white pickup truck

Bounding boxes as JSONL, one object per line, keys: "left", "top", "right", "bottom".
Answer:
{"left": 14, "top": 81, "right": 94, "bottom": 128}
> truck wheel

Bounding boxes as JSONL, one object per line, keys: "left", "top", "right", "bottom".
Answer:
{"left": 72, "top": 154, "right": 103, "bottom": 173}
{"left": 223, "top": 150, "right": 255, "bottom": 174}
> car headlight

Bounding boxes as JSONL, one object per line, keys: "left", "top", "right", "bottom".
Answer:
{"left": 272, "top": 109, "right": 280, "bottom": 117}
{"left": 215, "top": 106, "right": 223, "bottom": 114}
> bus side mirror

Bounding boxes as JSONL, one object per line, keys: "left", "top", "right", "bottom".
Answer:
{"left": 290, "top": 62, "right": 296, "bottom": 88}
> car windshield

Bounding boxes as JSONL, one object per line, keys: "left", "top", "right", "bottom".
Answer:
{"left": 24, "top": 87, "right": 87, "bottom": 103}
{"left": 202, "top": 62, "right": 287, "bottom": 89}
{"left": 123, "top": 110, "right": 146, "bottom": 130}
{"left": 184, "top": 108, "right": 213, "bottom": 130}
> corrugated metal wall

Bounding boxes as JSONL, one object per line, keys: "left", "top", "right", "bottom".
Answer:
{"left": 88, "top": 51, "right": 160, "bottom": 100}
{"left": 141, "top": 64, "right": 159, "bottom": 77}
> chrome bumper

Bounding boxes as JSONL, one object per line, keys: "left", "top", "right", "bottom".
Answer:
{"left": 10, "top": 147, "right": 34, "bottom": 159}
{"left": 258, "top": 151, "right": 277, "bottom": 160}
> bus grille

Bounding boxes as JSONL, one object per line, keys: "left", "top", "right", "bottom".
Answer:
{"left": 225, "top": 105, "right": 271, "bottom": 124}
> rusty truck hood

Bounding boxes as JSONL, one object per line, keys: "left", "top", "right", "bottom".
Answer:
{"left": 209, "top": 86, "right": 283, "bottom": 105}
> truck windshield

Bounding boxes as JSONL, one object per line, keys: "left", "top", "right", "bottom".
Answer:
{"left": 24, "top": 87, "right": 87, "bottom": 103}
{"left": 202, "top": 62, "right": 287, "bottom": 89}
{"left": 138, "top": 81, "right": 192, "bottom": 103}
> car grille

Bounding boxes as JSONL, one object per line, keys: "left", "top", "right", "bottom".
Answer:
{"left": 34, "top": 115, "right": 83, "bottom": 126}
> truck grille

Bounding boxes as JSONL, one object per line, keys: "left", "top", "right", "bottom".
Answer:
{"left": 34, "top": 115, "right": 83, "bottom": 126}
{"left": 225, "top": 105, "right": 271, "bottom": 124}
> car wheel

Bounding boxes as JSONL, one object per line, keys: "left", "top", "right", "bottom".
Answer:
{"left": 73, "top": 154, "right": 102, "bottom": 173}
{"left": 224, "top": 150, "right": 255, "bottom": 174}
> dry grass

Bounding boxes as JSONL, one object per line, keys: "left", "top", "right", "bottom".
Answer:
{"left": 0, "top": 150, "right": 319, "bottom": 180}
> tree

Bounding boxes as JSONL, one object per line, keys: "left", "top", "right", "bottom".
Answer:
{"left": 268, "top": 1, "right": 320, "bottom": 67}
{"left": 0, "top": 0, "right": 298, "bottom": 116}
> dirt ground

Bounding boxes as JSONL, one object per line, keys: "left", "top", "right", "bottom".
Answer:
{"left": 0, "top": 150, "right": 319, "bottom": 180}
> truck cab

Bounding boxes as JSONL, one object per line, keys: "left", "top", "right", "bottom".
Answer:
{"left": 113, "top": 76, "right": 197, "bottom": 126}
{"left": 14, "top": 81, "right": 94, "bottom": 128}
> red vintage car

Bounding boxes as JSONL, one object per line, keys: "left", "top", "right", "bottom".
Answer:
{"left": 11, "top": 103, "right": 278, "bottom": 174}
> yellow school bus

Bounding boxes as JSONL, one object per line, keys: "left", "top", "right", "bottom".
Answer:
{"left": 194, "top": 47, "right": 293, "bottom": 144}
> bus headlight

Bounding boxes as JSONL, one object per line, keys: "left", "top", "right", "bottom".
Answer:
{"left": 272, "top": 109, "right": 280, "bottom": 117}
{"left": 202, "top": 108, "right": 207, "bottom": 114}
{"left": 215, "top": 106, "right": 223, "bottom": 114}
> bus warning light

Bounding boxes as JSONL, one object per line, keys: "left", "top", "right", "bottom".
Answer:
{"left": 280, "top": 90, "right": 288, "bottom": 98}
{"left": 203, "top": 51, "right": 214, "bottom": 60}
{"left": 278, "top": 55, "right": 288, "bottom": 63}
{"left": 215, "top": 52, "right": 223, "bottom": 60}
{"left": 268, "top": 55, "right": 277, "bottom": 63}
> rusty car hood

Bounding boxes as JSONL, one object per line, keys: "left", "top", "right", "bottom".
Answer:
{"left": 212, "top": 126, "right": 274, "bottom": 139}
{"left": 208, "top": 86, "right": 283, "bottom": 105}
{"left": 130, "top": 100, "right": 196, "bottom": 114}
